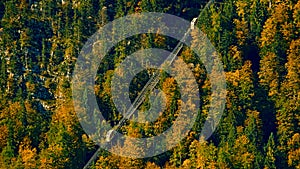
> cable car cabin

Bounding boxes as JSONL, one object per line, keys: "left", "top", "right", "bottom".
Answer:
{"left": 191, "top": 18, "right": 198, "bottom": 30}
{"left": 106, "top": 129, "right": 115, "bottom": 142}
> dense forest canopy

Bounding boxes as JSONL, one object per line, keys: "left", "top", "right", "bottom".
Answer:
{"left": 0, "top": 0, "right": 299, "bottom": 168}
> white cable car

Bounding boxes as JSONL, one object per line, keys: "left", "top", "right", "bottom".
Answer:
{"left": 191, "top": 18, "right": 198, "bottom": 30}
{"left": 105, "top": 129, "right": 115, "bottom": 142}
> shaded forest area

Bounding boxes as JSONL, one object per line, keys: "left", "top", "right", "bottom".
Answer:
{"left": 0, "top": 0, "right": 299, "bottom": 168}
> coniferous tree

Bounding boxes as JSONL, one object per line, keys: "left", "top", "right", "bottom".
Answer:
{"left": 264, "top": 133, "right": 276, "bottom": 169}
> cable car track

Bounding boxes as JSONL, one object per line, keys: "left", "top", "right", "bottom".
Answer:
{"left": 83, "top": 1, "right": 215, "bottom": 168}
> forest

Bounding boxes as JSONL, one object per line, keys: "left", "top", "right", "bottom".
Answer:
{"left": 0, "top": 0, "right": 299, "bottom": 168}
